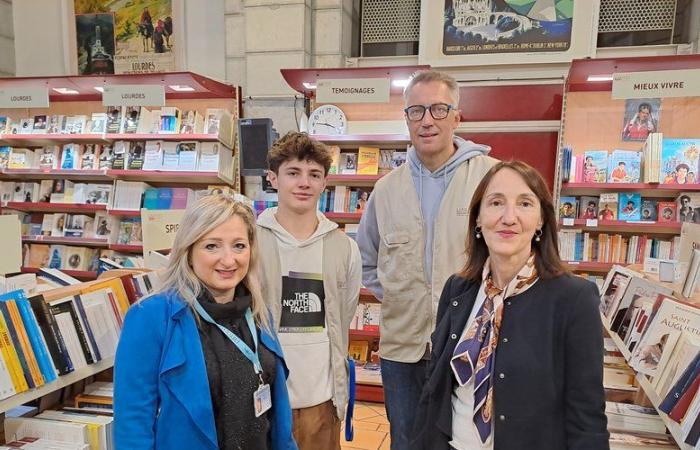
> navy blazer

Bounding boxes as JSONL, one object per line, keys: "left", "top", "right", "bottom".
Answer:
{"left": 411, "top": 273, "right": 609, "bottom": 450}
{"left": 114, "top": 291, "right": 297, "bottom": 450}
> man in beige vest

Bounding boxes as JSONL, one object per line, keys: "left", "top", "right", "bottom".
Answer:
{"left": 257, "top": 132, "right": 362, "bottom": 450}
{"left": 356, "top": 70, "right": 498, "bottom": 449}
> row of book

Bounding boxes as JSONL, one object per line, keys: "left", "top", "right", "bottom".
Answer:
{"left": 1, "top": 181, "right": 111, "bottom": 205}
{"left": 600, "top": 265, "right": 700, "bottom": 447}
{"left": 2, "top": 381, "right": 114, "bottom": 449}
{"left": 561, "top": 135, "right": 700, "bottom": 185}
{"left": 24, "top": 245, "right": 143, "bottom": 273}
{"left": 0, "top": 140, "right": 229, "bottom": 173}
{"left": 560, "top": 193, "right": 677, "bottom": 223}
{"left": 318, "top": 186, "right": 371, "bottom": 214}
{"left": 558, "top": 231, "right": 679, "bottom": 265}
{"left": 327, "top": 146, "right": 407, "bottom": 176}
{"left": 0, "top": 106, "right": 232, "bottom": 136}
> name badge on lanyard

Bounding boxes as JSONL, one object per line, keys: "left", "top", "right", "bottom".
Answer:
{"left": 194, "top": 301, "right": 272, "bottom": 416}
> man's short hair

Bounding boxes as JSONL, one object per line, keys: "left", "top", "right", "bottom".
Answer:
{"left": 403, "top": 70, "right": 460, "bottom": 106}
{"left": 267, "top": 131, "right": 333, "bottom": 175}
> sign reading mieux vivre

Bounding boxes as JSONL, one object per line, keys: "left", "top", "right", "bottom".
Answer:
{"left": 316, "top": 78, "right": 390, "bottom": 103}
{"left": 102, "top": 84, "right": 166, "bottom": 106}
{"left": 612, "top": 69, "right": 700, "bottom": 99}
{"left": 0, "top": 88, "right": 50, "bottom": 108}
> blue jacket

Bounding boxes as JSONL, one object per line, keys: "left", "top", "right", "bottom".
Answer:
{"left": 114, "top": 290, "right": 297, "bottom": 450}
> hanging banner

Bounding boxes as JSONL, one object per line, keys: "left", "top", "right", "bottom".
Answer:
{"left": 74, "top": 0, "right": 175, "bottom": 75}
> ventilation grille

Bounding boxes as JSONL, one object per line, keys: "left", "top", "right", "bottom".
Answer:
{"left": 361, "top": 0, "right": 421, "bottom": 44}
{"left": 598, "top": 0, "right": 676, "bottom": 33}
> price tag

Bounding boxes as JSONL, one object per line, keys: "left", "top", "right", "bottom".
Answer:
{"left": 586, "top": 219, "right": 598, "bottom": 227}
{"left": 562, "top": 218, "right": 575, "bottom": 226}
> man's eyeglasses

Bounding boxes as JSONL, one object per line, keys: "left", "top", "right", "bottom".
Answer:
{"left": 404, "top": 103, "right": 454, "bottom": 121}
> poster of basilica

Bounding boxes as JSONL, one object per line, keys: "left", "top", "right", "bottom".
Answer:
{"left": 419, "top": 0, "right": 598, "bottom": 66}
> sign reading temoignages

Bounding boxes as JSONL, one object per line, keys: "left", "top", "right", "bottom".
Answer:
{"left": 316, "top": 78, "right": 390, "bottom": 103}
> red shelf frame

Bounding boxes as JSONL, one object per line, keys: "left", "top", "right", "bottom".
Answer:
{"left": 356, "top": 384, "right": 384, "bottom": 403}
{"left": 109, "top": 244, "right": 144, "bottom": 253}
{"left": 324, "top": 212, "right": 362, "bottom": 222}
{"left": 559, "top": 219, "right": 681, "bottom": 233}
{"left": 0, "top": 134, "right": 109, "bottom": 146}
{"left": 21, "top": 267, "right": 97, "bottom": 280}
{"left": 1, "top": 168, "right": 110, "bottom": 181}
{"left": 22, "top": 236, "right": 109, "bottom": 247}
{"left": 107, "top": 209, "right": 141, "bottom": 217}
{"left": 107, "top": 169, "right": 221, "bottom": 183}
{"left": 309, "top": 134, "right": 410, "bottom": 144}
{"left": 350, "top": 329, "right": 380, "bottom": 338}
{"left": 5, "top": 202, "right": 107, "bottom": 213}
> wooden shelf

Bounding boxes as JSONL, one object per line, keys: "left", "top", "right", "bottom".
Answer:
{"left": 561, "top": 182, "right": 697, "bottom": 198}
{"left": 310, "top": 134, "right": 410, "bottom": 146}
{"left": 0, "top": 134, "right": 109, "bottom": 147}
{"left": 565, "top": 261, "right": 620, "bottom": 272}
{"left": 6, "top": 202, "right": 107, "bottom": 213}
{"left": 559, "top": 219, "right": 682, "bottom": 234}
{"left": 107, "top": 169, "right": 223, "bottom": 184}
{"left": 107, "top": 209, "right": 141, "bottom": 217}
{"left": 22, "top": 236, "right": 109, "bottom": 247}
{"left": 109, "top": 244, "right": 143, "bottom": 253}
{"left": 604, "top": 319, "right": 692, "bottom": 449}
{"left": 105, "top": 133, "right": 222, "bottom": 142}
{"left": 350, "top": 329, "right": 380, "bottom": 338}
{"left": 20, "top": 267, "right": 97, "bottom": 280}
{"left": 356, "top": 383, "right": 384, "bottom": 403}
{"left": 326, "top": 174, "right": 384, "bottom": 187}
{"left": 324, "top": 212, "right": 362, "bottom": 223}
{"left": 360, "top": 288, "right": 378, "bottom": 303}
{"left": 0, "top": 169, "right": 111, "bottom": 182}
{"left": 0, "top": 356, "right": 114, "bottom": 415}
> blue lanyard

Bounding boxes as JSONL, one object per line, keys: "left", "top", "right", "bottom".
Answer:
{"left": 193, "top": 300, "right": 262, "bottom": 374}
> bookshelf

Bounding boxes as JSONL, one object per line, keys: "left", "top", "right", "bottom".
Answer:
{"left": 21, "top": 236, "right": 109, "bottom": 247}
{"left": 6, "top": 202, "right": 106, "bottom": 214}
{"left": 603, "top": 318, "right": 693, "bottom": 450}
{"left": 0, "top": 356, "right": 114, "bottom": 415}
{"left": 19, "top": 267, "right": 97, "bottom": 280}
{"left": 559, "top": 219, "right": 682, "bottom": 234}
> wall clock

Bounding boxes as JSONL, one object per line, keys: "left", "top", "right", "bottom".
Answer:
{"left": 308, "top": 104, "right": 347, "bottom": 135}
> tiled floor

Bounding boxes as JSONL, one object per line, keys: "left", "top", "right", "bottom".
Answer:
{"left": 341, "top": 402, "right": 391, "bottom": 450}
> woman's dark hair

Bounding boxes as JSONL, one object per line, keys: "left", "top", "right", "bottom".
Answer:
{"left": 458, "top": 160, "right": 569, "bottom": 282}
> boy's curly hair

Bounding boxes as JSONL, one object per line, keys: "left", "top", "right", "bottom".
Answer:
{"left": 266, "top": 131, "right": 333, "bottom": 175}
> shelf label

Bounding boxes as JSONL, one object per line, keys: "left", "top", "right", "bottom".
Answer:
{"left": 586, "top": 219, "right": 598, "bottom": 227}
{"left": 316, "top": 78, "right": 390, "bottom": 104}
{"left": 0, "top": 87, "right": 49, "bottom": 108}
{"left": 102, "top": 84, "right": 165, "bottom": 106}
{"left": 142, "top": 209, "right": 185, "bottom": 259}
{"left": 612, "top": 69, "right": 700, "bottom": 99}
{"left": 562, "top": 218, "right": 575, "bottom": 226}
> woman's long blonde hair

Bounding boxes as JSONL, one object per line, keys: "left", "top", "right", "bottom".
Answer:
{"left": 159, "top": 193, "right": 270, "bottom": 330}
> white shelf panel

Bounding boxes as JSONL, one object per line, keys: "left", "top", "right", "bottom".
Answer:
{"left": 0, "top": 356, "right": 114, "bottom": 414}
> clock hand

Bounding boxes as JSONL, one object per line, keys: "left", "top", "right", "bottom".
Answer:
{"left": 317, "top": 121, "right": 338, "bottom": 130}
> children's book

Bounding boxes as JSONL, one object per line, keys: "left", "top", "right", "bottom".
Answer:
{"left": 608, "top": 150, "right": 641, "bottom": 183}
{"left": 640, "top": 199, "right": 658, "bottom": 221}
{"left": 559, "top": 196, "right": 578, "bottom": 219}
{"left": 578, "top": 196, "right": 599, "bottom": 220}
{"left": 598, "top": 193, "right": 618, "bottom": 220}
{"left": 660, "top": 138, "right": 700, "bottom": 185}
{"left": 583, "top": 150, "right": 608, "bottom": 183}
{"left": 618, "top": 192, "right": 642, "bottom": 221}
{"left": 658, "top": 201, "right": 677, "bottom": 223}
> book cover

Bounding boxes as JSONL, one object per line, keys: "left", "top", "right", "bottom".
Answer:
{"left": 37, "top": 146, "right": 59, "bottom": 170}
{"left": 658, "top": 201, "right": 677, "bottom": 223}
{"left": 48, "top": 297, "right": 94, "bottom": 366}
{"left": 598, "top": 193, "right": 618, "bottom": 220}
{"left": 348, "top": 340, "right": 369, "bottom": 363}
{"left": 379, "top": 149, "right": 394, "bottom": 174}
{"left": 14, "top": 295, "right": 57, "bottom": 383}
{"left": 85, "top": 184, "right": 110, "bottom": 205}
{"left": 122, "top": 106, "right": 141, "bottom": 133}
{"left": 0, "top": 300, "right": 38, "bottom": 389}
{"left": 60, "top": 144, "right": 80, "bottom": 170}
{"left": 98, "top": 145, "right": 114, "bottom": 170}
{"left": 18, "top": 118, "right": 33, "bottom": 134}
{"left": 46, "top": 115, "right": 65, "bottom": 134}
{"left": 608, "top": 150, "right": 641, "bottom": 183}
{"left": 32, "top": 115, "right": 47, "bottom": 134}
{"left": 618, "top": 192, "right": 642, "bottom": 221}
{"left": 339, "top": 152, "right": 357, "bottom": 175}
{"left": 126, "top": 141, "right": 145, "bottom": 170}
{"left": 28, "top": 294, "right": 74, "bottom": 376}
{"left": 357, "top": 146, "right": 379, "bottom": 175}
{"left": 599, "top": 265, "right": 641, "bottom": 318}
{"left": 391, "top": 151, "right": 407, "bottom": 168}
{"left": 578, "top": 196, "right": 599, "bottom": 219}
{"left": 559, "top": 196, "right": 577, "bottom": 219}
{"left": 143, "top": 141, "right": 164, "bottom": 170}
{"left": 583, "top": 150, "right": 608, "bottom": 183}
{"left": 0, "top": 146, "right": 10, "bottom": 169}
{"left": 80, "top": 144, "right": 99, "bottom": 170}
{"left": 111, "top": 141, "right": 127, "bottom": 170}
{"left": 0, "top": 309, "right": 29, "bottom": 393}
{"left": 176, "top": 142, "right": 198, "bottom": 171}
{"left": 105, "top": 106, "right": 122, "bottom": 133}
{"left": 93, "top": 212, "right": 111, "bottom": 238}
{"left": 89, "top": 113, "right": 107, "bottom": 134}
{"left": 205, "top": 108, "right": 225, "bottom": 135}
{"left": 64, "top": 215, "right": 85, "bottom": 238}
{"left": 641, "top": 199, "right": 658, "bottom": 221}
{"left": 660, "top": 138, "right": 700, "bottom": 185}
{"left": 327, "top": 146, "right": 341, "bottom": 175}
{"left": 48, "top": 245, "right": 64, "bottom": 269}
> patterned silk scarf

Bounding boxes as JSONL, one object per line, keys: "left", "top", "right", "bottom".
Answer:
{"left": 450, "top": 255, "right": 539, "bottom": 445}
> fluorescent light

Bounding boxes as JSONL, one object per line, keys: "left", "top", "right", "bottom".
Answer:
{"left": 94, "top": 86, "right": 104, "bottom": 93}
{"left": 392, "top": 78, "right": 410, "bottom": 87}
{"left": 169, "top": 84, "right": 195, "bottom": 92}
{"left": 52, "top": 88, "right": 80, "bottom": 95}
{"left": 303, "top": 82, "right": 317, "bottom": 90}
{"left": 587, "top": 75, "right": 613, "bottom": 82}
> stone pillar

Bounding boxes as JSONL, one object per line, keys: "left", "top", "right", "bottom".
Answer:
{"left": 0, "top": 0, "right": 14, "bottom": 76}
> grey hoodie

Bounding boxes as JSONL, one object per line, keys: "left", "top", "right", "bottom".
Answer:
{"left": 357, "top": 136, "right": 491, "bottom": 300}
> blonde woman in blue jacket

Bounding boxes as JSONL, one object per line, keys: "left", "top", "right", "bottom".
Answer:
{"left": 114, "top": 194, "right": 297, "bottom": 450}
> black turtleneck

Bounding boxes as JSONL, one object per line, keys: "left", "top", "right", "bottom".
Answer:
{"left": 196, "top": 285, "right": 276, "bottom": 450}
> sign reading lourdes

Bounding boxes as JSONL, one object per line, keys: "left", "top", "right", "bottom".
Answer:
{"left": 0, "top": 88, "right": 50, "bottom": 108}
{"left": 102, "top": 84, "right": 166, "bottom": 106}
{"left": 612, "top": 69, "right": 700, "bottom": 99}
{"left": 316, "top": 78, "right": 390, "bottom": 103}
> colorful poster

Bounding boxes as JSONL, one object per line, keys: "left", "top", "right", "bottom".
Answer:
{"left": 442, "top": 0, "right": 573, "bottom": 55}
{"left": 75, "top": 0, "right": 174, "bottom": 74}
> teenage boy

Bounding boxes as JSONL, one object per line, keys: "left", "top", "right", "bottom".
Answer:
{"left": 257, "top": 132, "right": 362, "bottom": 450}
{"left": 356, "top": 69, "right": 498, "bottom": 449}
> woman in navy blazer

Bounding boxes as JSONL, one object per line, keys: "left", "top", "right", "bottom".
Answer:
{"left": 411, "top": 161, "right": 609, "bottom": 450}
{"left": 114, "top": 194, "right": 297, "bottom": 450}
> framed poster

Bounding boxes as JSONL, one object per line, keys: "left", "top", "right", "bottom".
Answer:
{"left": 420, "top": 0, "right": 599, "bottom": 67}
{"left": 74, "top": 0, "right": 175, "bottom": 74}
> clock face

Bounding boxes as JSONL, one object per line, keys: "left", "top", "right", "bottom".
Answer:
{"left": 308, "top": 105, "right": 347, "bottom": 135}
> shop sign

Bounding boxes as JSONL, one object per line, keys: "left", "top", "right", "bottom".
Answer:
{"left": 612, "top": 69, "right": 700, "bottom": 99}
{"left": 102, "top": 84, "right": 166, "bottom": 106}
{"left": 316, "top": 78, "right": 390, "bottom": 103}
{"left": 0, "top": 88, "right": 49, "bottom": 108}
